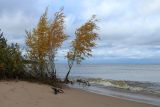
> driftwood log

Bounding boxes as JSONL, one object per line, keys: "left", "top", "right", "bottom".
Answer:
{"left": 51, "top": 87, "right": 64, "bottom": 95}
{"left": 76, "top": 79, "right": 90, "bottom": 86}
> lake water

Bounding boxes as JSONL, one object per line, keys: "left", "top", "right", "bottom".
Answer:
{"left": 57, "top": 64, "right": 160, "bottom": 82}
{"left": 56, "top": 64, "right": 160, "bottom": 106}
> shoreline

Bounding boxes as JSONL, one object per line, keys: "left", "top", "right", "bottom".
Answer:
{"left": 0, "top": 81, "right": 159, "bottom": 107}
{"left": 73, "top": 86, "right": 160, "bottom": 106}
{"left": 68, "top": 79, "right": 160, "bottom": 106}
{"left": 68, "top": 88, "right": 158, "bottom": 107}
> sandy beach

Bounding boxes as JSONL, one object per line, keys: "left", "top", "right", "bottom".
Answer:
{"left": 0, "top": 81, "right": 158, "bottom": 107}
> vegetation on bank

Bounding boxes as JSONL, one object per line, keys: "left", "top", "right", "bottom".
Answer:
{"left": 0, "top": 8, "right": 99, "bottom": 87}
{"left": 0, "top": 31, "right": 25, "bottom": 79}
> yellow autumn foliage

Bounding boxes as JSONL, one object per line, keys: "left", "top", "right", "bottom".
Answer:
{"left": 26, "top": 8, "right": 67, "bottom": 78}
{"left": 65, "top": 15, "right": 99, "bottom": 82}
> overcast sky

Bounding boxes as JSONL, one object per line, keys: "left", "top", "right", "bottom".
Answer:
{"left": 1, "top": 0, "right": 160, "bottom": 64}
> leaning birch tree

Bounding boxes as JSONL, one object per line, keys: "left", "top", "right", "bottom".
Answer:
{"left": 64, "top": 15, "right": 99, "bottom": 82}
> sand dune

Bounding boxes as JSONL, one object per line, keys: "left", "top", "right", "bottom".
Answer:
{"left": 0, "top": 81, "right": 158, "bottom": 107}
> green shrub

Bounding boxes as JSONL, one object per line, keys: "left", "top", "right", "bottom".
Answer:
{"left": 0, "top": 30, "right": 25, "bottom": 79}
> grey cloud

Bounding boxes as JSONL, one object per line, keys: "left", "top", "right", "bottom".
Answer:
{"left": 1, "top": 0, "right": 160, "bottom": 63}
{"left": 0, "top": 0, "right": 53, "bottom": 44}
{"left": 59, "top": 0, "right": 160, "bottom": 62}
{"left": 0, "top": 0, "right": 52, "bottom": 14}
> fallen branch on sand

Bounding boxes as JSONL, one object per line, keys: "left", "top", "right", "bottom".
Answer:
{"left": 51, "top": 86, "right": 64, "bottom": 95}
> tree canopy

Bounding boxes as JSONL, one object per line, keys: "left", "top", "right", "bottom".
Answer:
{"left": 65, "top": 15, "right": 99, "bottom": 82}
{"left": 0, "top": 30, "right": 25, "bottom": 79}
{"left": 26, "top": 8, "right": 67, "bottom": 79}
{"left": 0, "top": 7, "right": 99, "bottom": 86}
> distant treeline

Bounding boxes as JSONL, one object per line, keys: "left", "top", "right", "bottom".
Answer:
{"left": 0, "top": 7, "right": 99, "bottom": 87}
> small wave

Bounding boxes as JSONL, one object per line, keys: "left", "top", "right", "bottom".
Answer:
{"left": 70, "top": 76, "right": 160, "bottom": 96}
{"left": 87, "top": 78, "right": 143, "bottom": 91}
{"left": 69, "top": 77, "right": 160, "bottom": 106}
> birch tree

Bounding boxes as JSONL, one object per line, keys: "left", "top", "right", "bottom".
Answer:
{"left": 26, "top": 8, "right": 67, "bottom": 79}
{"left": 26, "top": 9, "right": 49, "bottom": 78}
{"left": 64, "top": 15, "right": 99, "bottom": 82}
{"left": 47, "top": 8, "right": 67, "bottom": 78}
